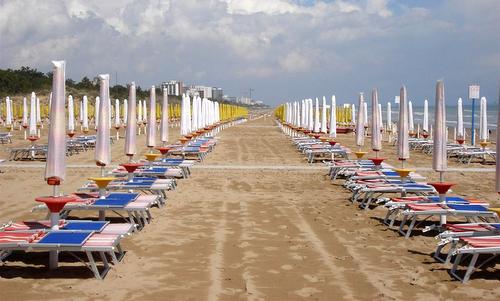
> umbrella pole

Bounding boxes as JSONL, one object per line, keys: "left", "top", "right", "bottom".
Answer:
{"left": 439, "top": 171, "right": 447, "bottom": 225}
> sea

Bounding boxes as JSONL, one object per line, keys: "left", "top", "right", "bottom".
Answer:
{"left": 384, "top": 103, "right": 498, "bottom": 130}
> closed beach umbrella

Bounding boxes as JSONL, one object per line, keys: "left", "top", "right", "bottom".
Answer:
{"left": 125, "top": 82, "right": 137, "bottom": 157}
{"left": 95, "top": 74, "right": 111, "bottom": 167}
{"left": 161, "top": 88, "right": 169, "bottom": 145}
{"left": 301, "top": 100, "right": 306, "bottom": 126}
{"left": 180, "top": 94, "right": 187, "bottom": 135}
{"left": 147, "top": 86, "right": 156, "bottom": 148}
{"left": 22, "top": 97, "right": 28, "bottom": 126}
{"left": 308, "top": 99, "right": 314, "bottom": 131}
{"left": 363, "top": 101, "right": 368, "bottom": 128}
{"left": 408, "top": 101, "right": 414, "bottom": 133}
{"left": 351, "top": 104, "right": 356, "bottom": 125}
{"left": 29, "top": 92, "right": 37, "bottom": 135}
{"left": 397, "top": 86, "right": 410, "bottom": 160}
{"left": 355, "top": 93, "right": 365, "bottom": 147}
{"left": 36, "top": 96, "right": 41, "bottom": 123}
{"left": 115, "top": 99, "right": 120, "bottom": 127}
{"left": 95, "top": 96, "right": 100, "bottom": 128}
{"left": 137, "top": 99, "right": 143, "bottom": 123}
{"left": 371, "top": 89, "right": 382, "bottom": 152}
{"left": 378, "top": 103, "right": 383, "bottom": 133}
{"left": 314, "top": 98, "right": 320, "bottom": 132}
{"left": 433, "top": 81, "right": 447, "bottom": 173}
{"left": 457, "top": 98, "right": 464, "bottom": 139}
{"left": 321, "top": 96, "right": 327, "bottom": 133}
{"left": 68, "top": 95, "right": 74, "bottom": 133}
{"left": 423, "top": 99, "right": 429, "bottom": 132}
{"left": 45, "top": 60, "right": 66, "bottom": 183}
{"left": 123, "top": 99, "right": 128, "bottom": 125}
{"left": 329, "top": 95, "right": 337, "bottom": 137}
{"left": 496, "top": 89, "right": 500, "bottom": 193}
{"left": 479, "top": 97, "right": 488, "bottom": 141}
{"left": 192, "top": 95, "right": 198, "bottom": 131}
{"left": 82, "top": 96, "right": 89, "bottom": 130}
{"left": 143, "top": 98, "right": 147, "bottom": 123}
{"left": 386, "top": 102, "right": 391, "bottom": 130}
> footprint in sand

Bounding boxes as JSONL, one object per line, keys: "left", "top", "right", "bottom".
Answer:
{"left": 267, "top": 269, "right": 280, "bottom": 274}
{"left": 295, "top": 287, "right": 321, "bottom": 297}
{"left": 302, "top": 274, "right": 320, "bottom": 283}
{"left": 281, "top": 264, "right": 293, "bottom": 270}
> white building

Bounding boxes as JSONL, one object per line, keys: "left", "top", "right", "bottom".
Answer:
{"left": 162, "top": 80, "right": 183, "bottom": 96}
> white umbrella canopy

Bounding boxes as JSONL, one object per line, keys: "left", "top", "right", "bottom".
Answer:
{"left": 137, "top": 99, "right": 143, "bottom": 123}
{"left": 45, "top": 61, "right": 67, "bottom": 183}
{"left": 5, "top": 97, "right": 12, "bottom": 126}
{"left": 386, "top": 102, "right": 391, "bottom": 130}
{"left": 308, "top": 99, "right": 314, "bottom": 130}
{"left": 397, "top": 86, "right": 410, "bottom": 161}
{"left": 94, "top": 74, "right": 111, "bottom": 167}
{"left": 496, "top": 89, "right": 500, "bottom": 193}
{"left": 351, "top": 104, "right": 356, "bottom": 125}
{"left": 82, "top": 95, "right": 89, "bottom": 130}
{"left": 479, "top": 97, "right": 488, "bottom": 141}
{"left": 123, "top": 99, "right": 128, "bottom": 125}
{"left": 180, "top": 94, "right": 187, "bottom": 135}
{"left": 329, "top": 95, "right": 337, "bottom": 137}
{"left": 79, "top": 99, "right": 83, "bottom": 123}
{"left": 161, "top": 88, "right": 169, "bottom": 145}
{"left": 125, "top": 82, "right": 137, "bottom": 157}
{"left": 143, "top": 98, "right": 147, "bottom": 123}
{"left": 197, "top": 96, "right": 203, "bottom": 129}
{"left": 95, "top": 96, "right": 100, "bottom": 128}
{"left": 22, "top": 97, "right": 28, "bottom": 126}
{"left": 321, "top": 96, "right": 327, "bottom": 133}
{"left": 68, "top": 95, "right": 75, "bottom": 133}
{"left": 457, "top": 98, "right": 464, "bottom": 139}
{"left": 314, "top": 98, "right": 320, "bottom": 132}
{"left": 355, "top": 93, "right": 365, "bottom": 147}
{"left": 115, "top": 99, "right": 120, "bottom": 127}
{"left": 408, "top": 101, "right": 414, "bottom": 133}
{"left": 378, "top": 103, "right": 383, "bottom": 133}
{"left": 371, "top": 89, "right": 382, "bottom": 152}
{"left": 363, "top": 101, "right": 368, "bottom": 128}
{"left": 192, "top": 95, "right": 198, "bottom": 131}
{"left": 36, "top": 96, "right": 41, "bottom": 123}
{"left": 146, "top": 86, "right": 156, "bottom": 148}
{"left": 29, "top": 92, "right": 37, "bottom": 135}
{"left": 433, "top": 81, "right": 447, "bottom": 173}
{"left": 423, "top": 99, "right": 429, "bottom": 132}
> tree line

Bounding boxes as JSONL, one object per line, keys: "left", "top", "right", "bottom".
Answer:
{"left": 0, "top": 66, "right": 163, "bottom": 100}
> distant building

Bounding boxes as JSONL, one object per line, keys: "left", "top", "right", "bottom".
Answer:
{"left": 212, "top": 87, "right": 223, "bottom": 101}
{"left": 223, "top": 95, "right": 237, "bottom": 102}
{"left": 183, "top": 85, "right": 214, "bottom": 99}
{"left": 162, "top": 80, "right": 183, "bottom": 96}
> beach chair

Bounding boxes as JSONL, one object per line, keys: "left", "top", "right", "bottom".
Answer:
{"left": 111, "top": 165, "right": 185, "bottom": 179}
{"left": 1, "top": 220, "right": 135, "bottom": 237}
{"left": 0, "top": 132, "right": 12, "bottom": 144}
{"left": 351, "top": 182, "right": 436, "bottom": 209}
{"left": 398, "top": 204, "right": 499, "bottom": 238}
{"left": 448, "top": 236, "right": 500, "bottom": 282}
{"left": 0, "top": 230, "right": 125, "bottom": 279}
{"left": 433, "top": 223, "right": 500, "bottom": 264}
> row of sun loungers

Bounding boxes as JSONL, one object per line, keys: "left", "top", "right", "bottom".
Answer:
{"left": 280, "top": 126, "right": 499, "bottom": 283}
{"left": 0, "top": 133, "right": 219, "bottom": 279}
{"left": 409, "top": 138, "right": 496, "bottom": 164}
{"left": 327, "top": 159, "right": 500, "bottom": 283}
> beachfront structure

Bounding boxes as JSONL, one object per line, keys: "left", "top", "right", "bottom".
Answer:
{"left": 162, "top": 80, "right": 183, "bottom": 96}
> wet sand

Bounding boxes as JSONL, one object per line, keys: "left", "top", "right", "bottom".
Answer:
{"left": 0, "top": 116, "right": 499, "bottom": 300}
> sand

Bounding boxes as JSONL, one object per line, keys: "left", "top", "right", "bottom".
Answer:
{"left": 0, "top": 116, "right": 499, "bottom": 300}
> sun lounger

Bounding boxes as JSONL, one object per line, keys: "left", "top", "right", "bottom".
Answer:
{"left": 0, "top": 230, "right": 125, "bottom": 279}
{"left": 448, "top": 235, "right": 500, "bottom": 282}
{"left": 0, "top": 132, "right": 12, "bottom": 144}
{"left": 433, "top": 223, "right": 500, "bottom": 264}
{"left": 1, "top": 220, "right": 135, "bottom": 237}
{"left": 398, "top": 204, "right": 499, "bottom": 238}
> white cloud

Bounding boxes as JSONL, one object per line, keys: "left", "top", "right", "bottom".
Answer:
{"left": 0, "top": 0, "right": 498, "bottom": 105}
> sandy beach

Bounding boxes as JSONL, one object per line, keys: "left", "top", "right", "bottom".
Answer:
{"left": 0, "top": 116, "right": 499, "bottom": 300}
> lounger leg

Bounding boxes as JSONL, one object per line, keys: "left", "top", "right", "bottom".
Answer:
{"left": 463, "top": 253, "right": 479, "bottom": 283}
{"left": 86, "top": 251, "right": 102, "bottom": 280}
{"left": 405, "top": 216, "right": 418, "bottom": 238}
{"left": 445, "top": 240, "right": 459, "bottom": 264}
{"left": 398, "top": 215, "right": 408, "bottom": 236}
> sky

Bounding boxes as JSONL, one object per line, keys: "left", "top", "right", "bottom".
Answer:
{"left": 0, "top": 0, "right": 499, "bottom": 106}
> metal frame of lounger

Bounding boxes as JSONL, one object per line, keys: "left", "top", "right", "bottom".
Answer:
{"left": 59, "top": 195, "right": 160, "bottom": 229}
{"left": 449, "top": 238, "right": 500, "bottom": 283}
{"left": 434, "top": 225, "right": 500, "bottom": 264}
{"left": 0, "top": 230, "right": 124, "bottom": 279}
{"left": 398, "top": 207, "right": 499, "bottom": 238}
